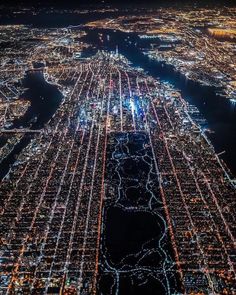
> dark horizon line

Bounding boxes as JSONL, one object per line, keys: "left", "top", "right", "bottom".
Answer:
{"left": 1, "top": 0, "right": 236, "bottom": 9}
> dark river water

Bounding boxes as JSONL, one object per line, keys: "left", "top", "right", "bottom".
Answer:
{"left": 82, "top": 27, "right": 236, "bottom": 176}
{"left": 0, "top": 71, "right": 63, "bottom": 179}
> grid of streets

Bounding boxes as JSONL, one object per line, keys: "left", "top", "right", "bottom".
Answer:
{"left": 0, "top": 51, "right": 235, "bottom": 294}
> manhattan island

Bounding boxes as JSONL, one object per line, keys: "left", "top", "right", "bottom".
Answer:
{"left": 0, "top": 51, "right": 235, "bottom": 295}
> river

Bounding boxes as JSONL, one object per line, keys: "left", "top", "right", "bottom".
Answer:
{"left": 0, "top": 71, "right": 63, "bottom": 179}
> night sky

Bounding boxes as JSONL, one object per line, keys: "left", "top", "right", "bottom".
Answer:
{"left": 1, "top": 0, "right": 235, "bottom": 8}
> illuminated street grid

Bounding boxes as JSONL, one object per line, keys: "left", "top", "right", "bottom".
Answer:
{"left": 0, "top": 47, "right": 235, "bottom": 294}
